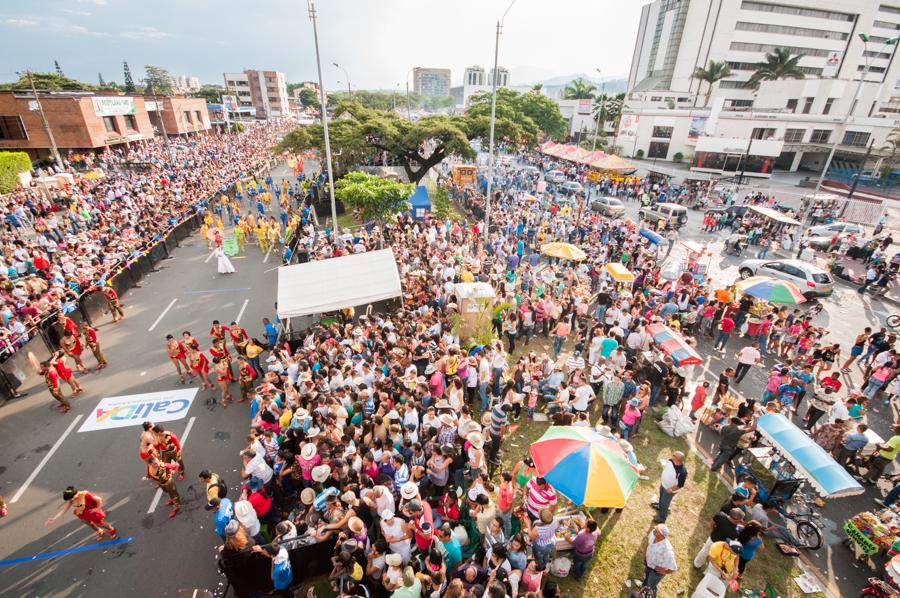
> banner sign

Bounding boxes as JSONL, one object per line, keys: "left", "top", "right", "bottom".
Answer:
{"left": 92, "top": 97, "right": 136, "bottom": 117}
{"left": 78, "top": 388, "right": 197, "bottom": 432}
{"left": 223, "top": 236, "right": 239, "bottom": 256}
{"left": 619, "top": 114, "right": 639, "bottom": 138}
{"left": 688, "top": 116, "right": 708, "bottom": 139}
{"left": 843, "top": 520, "right": 880, "bottom": 556}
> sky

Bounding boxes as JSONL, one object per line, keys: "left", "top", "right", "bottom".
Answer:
{"left": 0, "top": 0, "right": 643, "bottom": 90}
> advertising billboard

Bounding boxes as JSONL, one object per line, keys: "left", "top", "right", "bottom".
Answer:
{"left": 91, "top": 96, "right": 135, "bottom": 117}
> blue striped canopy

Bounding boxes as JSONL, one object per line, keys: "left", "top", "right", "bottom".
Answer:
{"left": 756, "top": 413, "right": 864, "bottom": 498}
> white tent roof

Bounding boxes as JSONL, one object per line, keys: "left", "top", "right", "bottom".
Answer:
{"left": 277, "top": 249, "right": 402, "bottom": 318}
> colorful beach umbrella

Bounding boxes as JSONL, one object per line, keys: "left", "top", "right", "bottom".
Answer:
{"left": 646, "top": 323, "right": 702, "bottom": 366}
{"left": 540, "top": 242, "right": 587, "bottom": 261}
{"left": 530, "top": 426, "right": 639, "bottom": 508}
{"left": 736, "top": 276, "right": 807, "bottom": 305}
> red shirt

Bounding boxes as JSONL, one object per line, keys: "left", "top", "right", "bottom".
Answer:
{"left": 821, "top": 377, "right": 842, "bottom": 392}
{"left": 246, "top": 489, "right": 272, "bottom": 517}
{"left": 720, "top": 317, "right": 735, "bottom": 334}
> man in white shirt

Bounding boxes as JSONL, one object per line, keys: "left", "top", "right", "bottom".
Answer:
{"left": 642, "top": 524, "right": 677, "bottom": 595}
{"left": 572, "top": 381, "right": 595, "bottom": 413}
{"left": 241, "top": 448, "right": 273, "bottom": 485}
{"left": 734, "top": 342, "right": 761, "bottom": 384}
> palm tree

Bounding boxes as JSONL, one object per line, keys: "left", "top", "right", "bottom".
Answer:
{"left": 592, "top": 93, "right": 625, "bottom": 127}
{"left": 880, "top": 127, "right": 900, "bottom": 180}
{"left": 531, "top": 83, "right": 543, "bottom": 93}
{"left": 749, "top": 48, "right": 806, "bottom": 86}
{"left": 562, "top": 77, "right": 597, "bottom": 100}
{"left": 692, "top": 60, "right": 733, "bottom": 107}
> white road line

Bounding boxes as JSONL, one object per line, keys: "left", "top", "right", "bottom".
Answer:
{"left": 148, "top": 298, "right": 177, "bottom": 332}
{"left": 204, "top": 250, "right": 215, "bottom": 263}
{"left": 263, "top": 247, "right": 272, "bottom": 263}
{"left": 10, "top": 415, "right": 83, "bottom": 503}
{"left": 235, "top": 299, "right": 249, "bottom": 324}
{"left": 263, "top": 265, "right": 280, "bottom": 274}
{"left": 147, "top": 416, "right": 196, "bottom": 514}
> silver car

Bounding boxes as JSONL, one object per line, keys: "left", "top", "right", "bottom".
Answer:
{"left": 559, "top": 181, "right": 584, "bottom": 195}
{"left": 807, "top": 222, "right": 864, "bottom": 250}
{"left": 737, "top": 258, "right": 834, "bottom": 298}
{"left": 590, "top": 196, "right": 626, "bottom": 217}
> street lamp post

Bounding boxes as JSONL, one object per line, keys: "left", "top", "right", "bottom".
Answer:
{"left": 333, "top": 62, "right": 351, "bottom": 98}
{"left": 813, "top": 33, "right": 899, "bottom": 197}
{"left": 405, "top": 68, "right": 414, "bottom": 120}
{"left": 484, "top": 0, "right": 517, "bottom": 244}
{"left": 308, "top": 0, "right": 339, "bottom": 237}
{"left": 591, "top": 68, "right": 605, "bottom": 153}
{"left": 23, "top": 70, "right": 62, "bottom": 168}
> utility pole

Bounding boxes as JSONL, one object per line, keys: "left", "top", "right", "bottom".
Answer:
{"left": 846, "top": 138, "right": 875, "bottom": 202}
{"left": 25, "top": 70, "right": 62, "bottom": 168}
{"left": 484, "top": 0, "right": 517, "bottom": 244}
{"left": 591, "top": 68, "right": 604, "bottom": 153}
{"left": 308, "top": 0, "right": 339, "bottom": 237}
{"left": 405, "top": 68, "right": 414, "bottom": 120}
{"left": 148, "top": 80, "right": 170, "bottom": 147}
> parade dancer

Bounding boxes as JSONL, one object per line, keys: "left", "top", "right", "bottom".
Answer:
{"left": 210, "top": 320, "right": 230, "bottom": 345}
{"left": 236, "top": 355, "right": 257, "bottom": 403}
{"left": 80, "top": 323, "right": 107, "bottom": 370}
{"left": 60, "top": 330, "right": 88, "bottom": 374}
{"left": 209, "top": 338, "right": 235, "bottom": 378}
{"left": 229, "top": 321, "right": 250, "bottom": 356}
{"left": 52, "top": 351, "right": 84, "bottom": 395}
{"left": 140, "top": 421, "right": 157, "bottom": 462}
{"left": 213, "top": 357, "right": 234, "bottom": 407}
{"left": 146, "top": 455, "right": 180, "bottom": 518}
{"left": 102, "top": 286, "right": 125, "bottom": 322}
{"left": 166, "top": 334, "right": 192, "bottom": 384}
{"left": 153, "top": 424, "right": 185, "bottom": 481}
{"left": 187, "top": 346, "right": 215, "bottom": 391}
{"left": 46, "top": 486, "right": 117, "bottom": 540}
{"left": 41, "top": 360, "right": 70, "bottom": 413}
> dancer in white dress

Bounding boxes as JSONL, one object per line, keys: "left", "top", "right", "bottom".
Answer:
{"left": 215, "top": 247, "right": 236, "bottom": 274}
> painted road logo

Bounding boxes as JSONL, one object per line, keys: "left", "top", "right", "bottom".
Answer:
{"left": 78, "top": 388, "right": 198, "bottom": 432}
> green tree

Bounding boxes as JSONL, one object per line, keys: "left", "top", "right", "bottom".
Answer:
{"left": 749, "top": 48, "right": 806, "bottom": 86}
{"left": 0, "top": 72, "right": 94, "bottom": 91}
{"left": 277, "top": 101, "right": 532, "bottom": 184}
{"left": 562, "top": 77, "right": 597, "bottom": 100}
{"left": 123, "top": 61, "right": 136, "bottom": 93}
{"left": 531, "top": 83, "right": 543, "bottom": 92}
{"left": 692, "top": 60, "right": 733, "bottom": 107}
{"left": 143, "top": 65, "right": 174, "bottom": 96}
{"left": 881, "top": 128, "right": 900, "bottom": 180}
{"left": 298, "top": 88, "right": 319, "bottom": 107}
{"left": 334, "top": 171, "right": 415, "bottom": 224}
{"left": 592, "top": 93, "right": 625, "bottom": 127}
{"left": 192, "top": 85, "right": 224, "bottom": 103}
{"left": 54, "top": 61, "right": 64, "bottom": 78}
{"left": 467, "top": 88, "right": 566, "bottom": 140}
{"left": 0, "top": 152, "right": 32, "bottom": 194}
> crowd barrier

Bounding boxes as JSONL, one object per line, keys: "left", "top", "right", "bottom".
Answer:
{"left": 0, "top": 159, "right": 284, "bottom": 405}
{"left": 218, "top": 538, "right": 333, "bottom": 597}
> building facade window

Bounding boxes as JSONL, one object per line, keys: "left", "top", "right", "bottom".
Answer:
{"left": 858, "top": 65, "right": 888, "bottom": 73}
{"left": 730, "top": 42, "right": 831, "bottom": 58}
{"left": 727, "top": 61, "right": 823, "bottom": 76}
{"left": 102, "top": 116, "right": 118, "bottom": 133}
{"left": 651, "top": 126, "right": 673, "bottom": 138}
{"left": 802, "top": 98, "right": 814, "bottom": 114}
{"left": 822, "top": 98, "right": 835, "bottom": 114}
{"left": 875, "top": 20, "right": 900, "bottom": 30}
{"left": 809, "top": 129, "right": 831, "bottom": 143}
{"left": 751, "top": 127, "right": 777, "bottom": 140}
{"left": 863, "top": 50, "right": 893, "bottom": 59}
{"left": 735, "top": 21, "right": 848, "bottom": 40}
{"left": 784, "top": 128, "right": 805, "bottom": 143}
{"left": 841, "top": 131, "right": 871, "bottom": 146}
{"left": 881, "top": 5, "right": 900, "bottom": 14}
{"left": 124, "top": 115, "right": 138, "bottom": 131}
{"left": 718, "top": 80, "right": 755, "bottom": 89}
{"left": 195, "top": 110, "right": 203, "bottom": 124}
{"left": 786, "top": 99, "right": 798, "bottom": 112}
{"left": 0, "top": 115, "right": 27, "bottom": 140}
{"left": 647, "top": 141, "right": 670, "bottom": 159}
{"left": 740, "top": 0, "right": 854, "bottom": 22}
{"left": 729, "top": 99, "right": 754, "bottom": 107}
{"left": 184, "top": 111, "right": 192, "bottom": 123}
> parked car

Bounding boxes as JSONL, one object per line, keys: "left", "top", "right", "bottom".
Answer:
{"left": 590, "top": 196, "right": 626, "bottom": 217}
{"left": 558, "top": 181, "right": 584, "bottom": 195}
{"left": 544, "top": 170, "right": 566, "bottom": 184}
{"left": 807, "top": 222, "right": 864, "bottom": 250}
{"left": 520, "top": 166, "right": 540, "bottom": 176}
{"left": 737, "top": 258, "right": 834, "bottom": 298}
{"left": 638, "top": 202, "right": 689, "bottom": 230}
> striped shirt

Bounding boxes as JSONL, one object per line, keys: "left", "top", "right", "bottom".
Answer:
{"left": 525, "top": 478, "right": 558, "bottom": 518}
{"left": 490, "top": 405, "right": 508, "bottom": 437}
{"left": 533, "top": 520, "right": 559, "bottom": 546}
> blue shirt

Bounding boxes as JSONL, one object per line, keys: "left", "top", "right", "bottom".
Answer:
{"left": 777, "top": 383, "right": 802, "bottom": 405}
{"left": 442, "top": 536, "right": 462, "bottom": 568}
{"left": 265, "top": 322, "right": 277, "bottom": 345}
{"left": 271, "top": 549, "right": 293, "bottom": 590}
{"left": 214, "top": 498, "right": 234, "bottom": 538}
{"left": 843, "top": 432, "right": 869, "bottom": 452}
{"left": 600, "top": 337, "right": 619, "bottom": 358}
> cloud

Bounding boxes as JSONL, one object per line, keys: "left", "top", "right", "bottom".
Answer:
{"left": 64, "top": 24, "right": 107, "bottom": 36}
{"left": 120, "top": 26, "right": 171, "bottom": 41}
{"left": 62, "top": 9, "right": 93, "bottom": 16}
{"left": 3, "top": 18, "right": 39, "bottom": 27}
{"left": 77, "top": 0, "right": 108, "bottom": 5}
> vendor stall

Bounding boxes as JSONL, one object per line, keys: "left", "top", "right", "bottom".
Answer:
{"left": 845, "top": 507, "right": 900, "bottom": 563}
{"left": 679, "top": 240, "right": 711, "bottom": 284}
{"left": 603, "top": 262, "right": 635, "bottom": 292}
{"left": 646, "top": 323, "right": 702, "bottom": 366}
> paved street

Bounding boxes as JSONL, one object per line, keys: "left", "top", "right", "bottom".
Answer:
{"left": 0, "top": 165, "right": 294, "bottom": 598}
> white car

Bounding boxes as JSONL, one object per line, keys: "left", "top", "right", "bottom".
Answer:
{"left": 737, "top": 258, "right": 834, "bottom": 298}
{"left": 545, "top": 170, "right": 566, "bottom": 184}
{"left": 807, "top": 222, "right": 864, "bottom": 249}
{"left": 590, "top": 196, "right": 626, "bottom": 217}
{"left": 558, "top": 181, "right": 584, "bottom": 195}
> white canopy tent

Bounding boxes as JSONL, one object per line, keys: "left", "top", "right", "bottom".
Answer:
{"left": 277, "top": 248, "right": 402, "bottom": 319}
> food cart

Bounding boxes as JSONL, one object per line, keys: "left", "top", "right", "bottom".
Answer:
{"left": 604, "top": 263, "right": 635, "bottom": 293}
{"left": 679, "top": 240, "right": 711, "bottom": 284}
{"left": 845, "top": 507, "right": 900, "bottom": 564}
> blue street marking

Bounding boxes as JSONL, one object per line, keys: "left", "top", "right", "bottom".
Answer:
{"left": 184, "top": 287, "right": 251, "bottom": 295}
{"left": 0, "top": 536, "right": 134, "bottom": 567}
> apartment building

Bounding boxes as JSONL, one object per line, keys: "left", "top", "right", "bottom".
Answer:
{"left": 623, "top": 0, "right": 900, "bottom": 176}
{"left": 223, "top": 69, "right": 290, "bottom": 120}
{"left": 451, "top": 65, "right": 512, "bottom": 108}
{"left": 413, "top": 68, "right": 451, "bottom": 97}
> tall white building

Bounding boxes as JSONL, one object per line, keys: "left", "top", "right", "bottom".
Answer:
{"left": 463, "top": 66, "right": 486, "bottom": 86}
{"left": 622, "top": 0, "right": 900, "bottom": 178}
{"left": 452, "top": 66, "right": 511, "bottom": 108}
{"left": 489, "top": 67, "right": 510, "bottom": 87}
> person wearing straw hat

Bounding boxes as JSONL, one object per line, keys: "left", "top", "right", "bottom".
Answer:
{"left": 466, "top": 431, "right": 486, "bottom": 482}
{"left": 383, "top": 552, "right": 405, "bottom": 591}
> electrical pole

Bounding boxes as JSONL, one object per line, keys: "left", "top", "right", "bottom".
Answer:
{"left": 591, "top": 69, "right": 604, "bottom": 153}
{"left": 308, "top": 0, "right": 339, "bottom": 237}
{"left": 148, "top": 80, "right": 170, "bottom": 147}
{"left": 846, "top": 138, "right": 875, "bottom": 202}
{"left": 25, "top": 70, "right": 62, "bottom": 168}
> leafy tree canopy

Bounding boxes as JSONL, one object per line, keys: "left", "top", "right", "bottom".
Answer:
{"left": 191, "top": 85, "right": 225, "bottom": 104}
{"left": 0, "top": 152, "right": 32, "bottom": 194}
{"left": 467, "top": 87, "right": 566, "bottom": 140}
{"left": 334, "top": 171, "right": 415, "bottom": 223}
{"left": 0, "top": 72, "right": 95, "bottom": 91}
{"left": 143, "top": 65, "right": 174, "bottom": 96}
{"left": 297, "top": 88, "right": 320, "bottom": 108}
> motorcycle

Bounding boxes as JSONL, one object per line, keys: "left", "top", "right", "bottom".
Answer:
{"left": 860, "top": 576, "right": 900, "bottom": 597}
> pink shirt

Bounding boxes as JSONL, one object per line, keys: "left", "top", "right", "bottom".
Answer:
{"left": 497, "top": 482, "right": 514, "bottom": 513}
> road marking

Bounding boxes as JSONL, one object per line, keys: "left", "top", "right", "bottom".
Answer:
{"left": 263, "top": 246, "right": 272, "bottom": 263}
{"left": 0, "top": 536, "right": 134, "bottom": 567}
{"left": 235, "top": 299, "right": 249, "bottom": 324}
{"left": 204, "top": 250, "right": 215, "bottom": 263}
{"left": 263, "top": 265, "right": 281, "bottom": 274}
{"left": 147, "top": 416, "right": 196, "bottom": 514}
{"left": 10, "top": 415, "right": 83, "bottom": 503}
{"left": 148, "top": 298, "right": 177, "bottom": 332}
{"left": 184, "top": 287, "right": 250, "bottom": 295}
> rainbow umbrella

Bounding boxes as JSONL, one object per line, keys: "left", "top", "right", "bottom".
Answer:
{"left": 646, "top": 323, "right": 702, "bottom": 366}
{"left": 736, "top": 276, "right": 807, "bottom": 305}
{"left": 530, "top": 426, "right": 639, "bottom": 508}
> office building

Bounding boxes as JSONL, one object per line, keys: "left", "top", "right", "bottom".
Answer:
{"left": 452, "top": 65, "right": 512, "bottom": 108}
{"left": 413, "top": 68, "right": 451, "bottom": 97}
{"left": 489, "top": 67, "right": 510, "bottom": 87}
{"left": 0, "top": 91, "right": 210, "bottom": 161}
{"left": 464, "top": 66, "right": 486, "bottom": 86}
{"left": 622, "top": 0, "right": 900, "bottom": 176}
{"left": 223, "top": 69, "right": 290, "bottom": 120}
{"left": 171, "top": 75, "right": 202, "bottom": 93}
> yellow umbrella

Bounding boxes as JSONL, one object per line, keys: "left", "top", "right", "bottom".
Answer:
{"left": 82, "top": 171, "right": 105, "bottom": 180}
{"left": 540, "top": 242, "right": 587, "bottom": 261}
